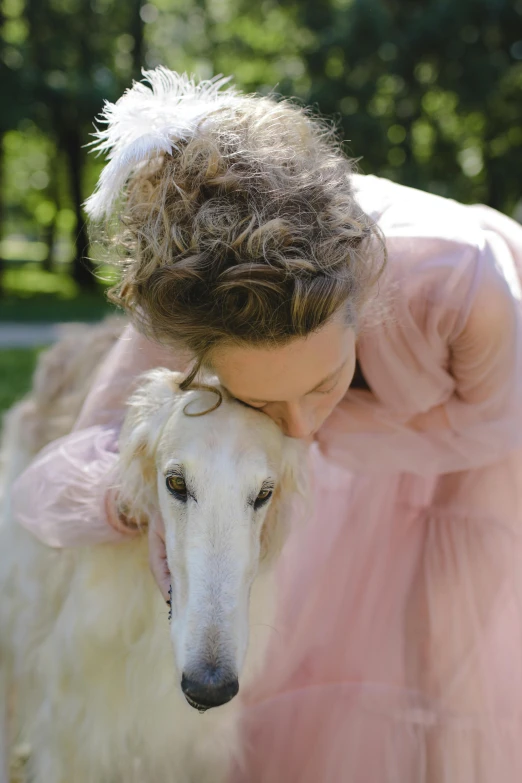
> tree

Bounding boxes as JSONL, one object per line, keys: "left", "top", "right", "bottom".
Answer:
{"left": 277, "top": 0, "right": 522, "bottom": 213}
{"left": 20, "top": 0, "right": 145, "bottom": 288}
{"left": 0, "top": 0, "right": 32, "bottom": 293}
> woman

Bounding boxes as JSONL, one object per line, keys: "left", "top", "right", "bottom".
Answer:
{"left": 11, "top": 69, "right": 522, "bottom": 781}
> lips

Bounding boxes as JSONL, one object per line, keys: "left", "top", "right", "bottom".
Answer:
{"left": 183, "top": 693, "right": 211, "bottom": 713}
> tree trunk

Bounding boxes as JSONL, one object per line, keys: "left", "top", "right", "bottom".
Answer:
{"left": 130, "top": 0, "right": 145, "bottom": 79}
{"left": 63, "top": 126, "right": 96, "bottom": 289}
{"left": 0, "top": 133, "right": 5, "bottom": 297}
{"left": 41, "top": 150, "right": 60, "bottom": 273}
{"left": 41, "top": 213, "right": 57, "bottom": 273}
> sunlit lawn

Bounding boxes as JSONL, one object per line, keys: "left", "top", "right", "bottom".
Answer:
{"left": 0, "top": 348, "right": 42, "bottom": 415}
{"left": 1, "top": 262, "right": 117, "bottom": 323}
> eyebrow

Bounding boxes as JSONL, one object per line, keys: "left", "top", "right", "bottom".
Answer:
{"left": 240, "top": 359, "right": 348, "bottom": 405}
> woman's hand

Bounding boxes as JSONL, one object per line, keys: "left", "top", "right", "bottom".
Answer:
{"left": 147, "top": 511, "right": 171, "bottom": 603}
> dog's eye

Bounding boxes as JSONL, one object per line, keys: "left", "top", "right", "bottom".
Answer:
{"left": 254, "top": 487, "right": 273, "bottom": 510}
{"left": 166, "top": 475, "right": 187, "bottom": 500}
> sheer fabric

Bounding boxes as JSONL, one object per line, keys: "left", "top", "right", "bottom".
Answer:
{"left": 9, "top": 174, "right": 522, "bottom": 780}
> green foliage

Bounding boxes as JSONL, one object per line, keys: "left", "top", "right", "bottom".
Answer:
{"left": 0, "top": 0, "right": 521, "bottom": 308}
{"left": 275, "top": 0, "right": 522, "bottom": 211}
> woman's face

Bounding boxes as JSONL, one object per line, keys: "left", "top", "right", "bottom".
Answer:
{"left": 210, "top": 312, "right": 356, "bottom": 439}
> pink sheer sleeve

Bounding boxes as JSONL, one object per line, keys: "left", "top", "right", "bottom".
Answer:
{"left": 10, "top": 324, "right": 190, "bottom": 547}
{"left": 317, "top": 214, "right": 522, "bottom": 475}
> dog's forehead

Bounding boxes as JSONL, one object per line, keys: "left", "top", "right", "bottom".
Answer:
{"left": 157, "top": 388, "right": 285, "bottom": 470}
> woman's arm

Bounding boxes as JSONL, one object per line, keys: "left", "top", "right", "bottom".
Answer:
{"left": 408, "top": 262, "right": 517, "bottom": 432}
{"left": 10, "top": 323, "right": 190, "bottom": 547}
{"left": 316, "top": 227, "right": 522, "bottom": 474}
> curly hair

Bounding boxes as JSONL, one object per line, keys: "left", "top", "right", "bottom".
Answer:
{"left": 100, "top": 92, "right": 386, "bottom": 387}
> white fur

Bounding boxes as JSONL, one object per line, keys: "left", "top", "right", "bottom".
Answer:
{"left": 0, "top": 336, "right": 306, "bottom": 783}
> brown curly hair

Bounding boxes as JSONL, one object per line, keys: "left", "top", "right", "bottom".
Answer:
{"left": 100, "top": 93, "right": 386, "bottom": 387}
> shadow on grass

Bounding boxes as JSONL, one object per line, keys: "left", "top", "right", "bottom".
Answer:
{"left": 0, "top": 294, "right": 118, "bottom": 323}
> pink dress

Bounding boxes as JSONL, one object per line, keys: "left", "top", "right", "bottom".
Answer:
{"left": 11, "top": 174, "right": 522, "bottom": 781}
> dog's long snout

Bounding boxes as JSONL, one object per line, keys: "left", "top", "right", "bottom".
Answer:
{"left": 181, "top": 668, "right": 239, "bottom": 711}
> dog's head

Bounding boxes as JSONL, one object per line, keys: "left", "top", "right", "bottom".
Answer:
{"left": 117, "top": 368, "right": 307, "bottom": 711}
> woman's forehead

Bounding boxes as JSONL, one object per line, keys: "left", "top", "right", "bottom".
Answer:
{"left": 210, "top": 320, "right": 356, "bottom": 404}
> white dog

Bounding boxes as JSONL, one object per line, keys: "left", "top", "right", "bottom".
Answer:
{"left": 0, "top": 321, "right": 306, "bottom": 783}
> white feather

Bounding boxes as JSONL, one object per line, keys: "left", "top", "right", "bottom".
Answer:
{"left": 83, "top": 68, "right": 238, "bottom": 220}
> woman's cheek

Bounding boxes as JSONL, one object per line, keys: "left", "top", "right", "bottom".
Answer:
{"left": 316, "top": 388, "right": 346, "bottom": 428}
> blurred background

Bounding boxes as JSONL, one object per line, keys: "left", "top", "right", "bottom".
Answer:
{"left": 1, "top": 0, "right": 521, "bottom": 414}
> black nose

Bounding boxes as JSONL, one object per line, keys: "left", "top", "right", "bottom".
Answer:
{"left": 181, "top": 669, "right": 239, "bottom": 711}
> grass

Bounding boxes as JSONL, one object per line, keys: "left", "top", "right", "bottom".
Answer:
{"left": 0, "top": 263, "right": 119, "bottom": 416}
{"left": 0, "top": 263, "right": 118, "bottom": 415}
{"left": 0, "top": 348, "right": 43, "bottom": 415}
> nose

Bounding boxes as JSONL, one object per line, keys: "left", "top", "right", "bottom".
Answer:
{"left": 181, "top": 668, "right": 239, "bottom": 711}
{"left": 277, "top": 402, "right": 315, "bottom": 439}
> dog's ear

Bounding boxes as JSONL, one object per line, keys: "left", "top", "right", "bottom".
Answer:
{"left": 259, "top": 439, "right": 308, "bottom": 566}
{"left": 117, "top": 369, "right": 184, "bottom": 523}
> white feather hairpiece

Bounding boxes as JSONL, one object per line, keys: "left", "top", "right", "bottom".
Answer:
{"left": 83, "top": 67, "right": 239, "bottom": 220}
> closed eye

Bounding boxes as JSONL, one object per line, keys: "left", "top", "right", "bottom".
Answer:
{"left": 232, "top": 397, "right": 266, "bottom": 410}
{"left": 235, "top": 373, "right": 341, "bottom": 408}
{"left": 312, "top": 384, "right": 336, "bottom": 396}
{"left": 311, "top": 374, "right": 342, "bottom": 397}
